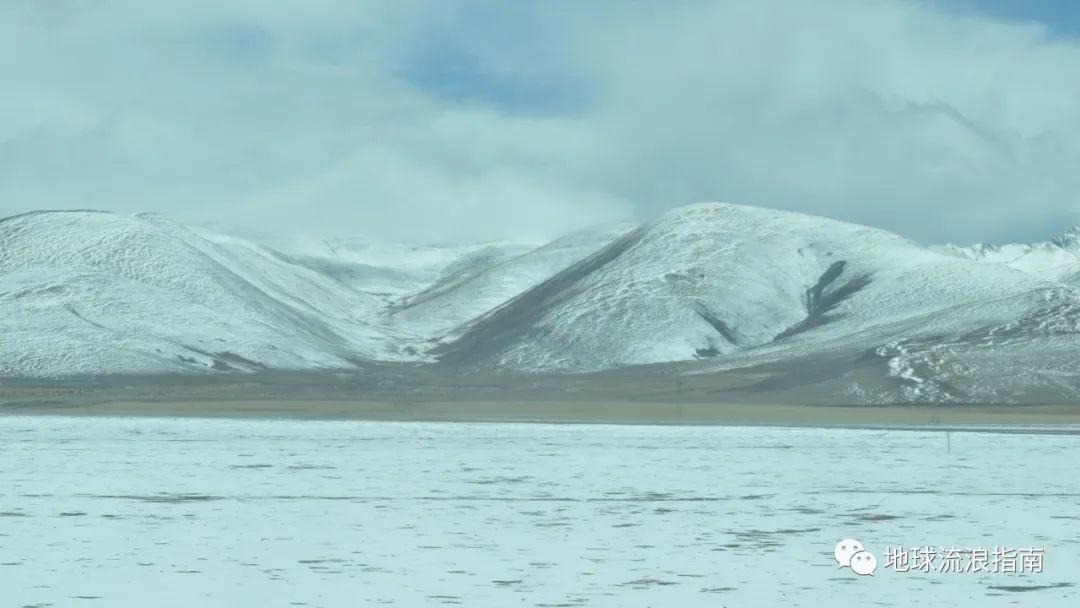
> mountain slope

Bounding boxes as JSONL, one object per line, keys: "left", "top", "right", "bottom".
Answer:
{"left": 385, "top": 223, "right": 636, "bottom": 339}
{"left": 438, "top": 203, "right": 1062, "bottom": 373}
{"left": 279, "top": 237, "right": 540, "bottom": 302}
{"left": 685, "top": 284, "right": 1080, "bottom": 404}
{"left": 0, "top": 211, "right": 403, "bottom": 376}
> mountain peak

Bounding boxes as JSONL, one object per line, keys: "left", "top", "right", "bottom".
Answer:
{"left": 655, "top": 201, "right": 804, "bottom": 224}
{"left": 1052, "top": 226, "right": 1080, "bottom": 249}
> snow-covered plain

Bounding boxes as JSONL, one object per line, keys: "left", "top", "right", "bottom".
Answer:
{"left": 1, "top": 417, "right": 1077, "bottom": 607}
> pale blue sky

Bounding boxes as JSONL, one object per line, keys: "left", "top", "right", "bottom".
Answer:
{"left": 2, "top": 0, "right": 1079, "bottom": 245}
{"left": 939, "top": 0, "right": 1080, "bottom": 37}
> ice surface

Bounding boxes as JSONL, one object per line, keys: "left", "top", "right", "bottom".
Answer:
{"left": 1, "top": 417, "right": 1077, "bottom": 606}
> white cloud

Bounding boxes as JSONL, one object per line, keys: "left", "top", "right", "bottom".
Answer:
{"left": 1, "top": 0, "right": 1078, "bottom": 244}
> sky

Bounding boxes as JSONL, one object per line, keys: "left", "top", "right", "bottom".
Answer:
{"left": 2, "top": 0, "right": 1080, "bottom": 245}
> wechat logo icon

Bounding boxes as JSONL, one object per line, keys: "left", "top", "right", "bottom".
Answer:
{"left": 835, "top": 538, "right": 877, "bottom": 576}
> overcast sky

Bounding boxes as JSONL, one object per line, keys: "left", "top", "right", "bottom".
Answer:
{"left": 3, "top": 0, "right": 1080, "bottom": 245}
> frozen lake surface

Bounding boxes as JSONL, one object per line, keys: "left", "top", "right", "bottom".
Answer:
{"left": 1, "top": 416, "right": 1078, "bottom": 607}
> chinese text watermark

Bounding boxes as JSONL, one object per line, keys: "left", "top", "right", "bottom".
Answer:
{"left": 834, "top": 540, "right": 1045, "bottom": 577}
{"left": 883, "top": 545, "right": 1044, "bottom": 574}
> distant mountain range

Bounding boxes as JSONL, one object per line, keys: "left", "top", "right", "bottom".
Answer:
{"left": 2, "top": 204, "right": 1078, "bottom": 403}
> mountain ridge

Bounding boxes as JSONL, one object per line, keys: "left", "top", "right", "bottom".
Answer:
{"left": 2, "top": 204, "right": 1078, "bottom": 404}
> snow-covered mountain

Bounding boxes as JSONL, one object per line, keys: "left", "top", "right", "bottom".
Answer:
{"left": 0, "top": 211, "right": 605, "bottom": 376}
{"left": 2, "top": 205, "right": 1079, "bottom": 403}
{"left": 438, "top": 204, "right": 1064, "bottom": 371}
{"left": 385, "top": 223, "right": 636, "bottom": 339}
{"left": 0, "top": 211, "right": 403, "bottom": 376}
{"left": 934, "top": 227, "right": 1080, "bottom": 285}
{"left": 280, "top": 237, "right": 541, "bottom": 302}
